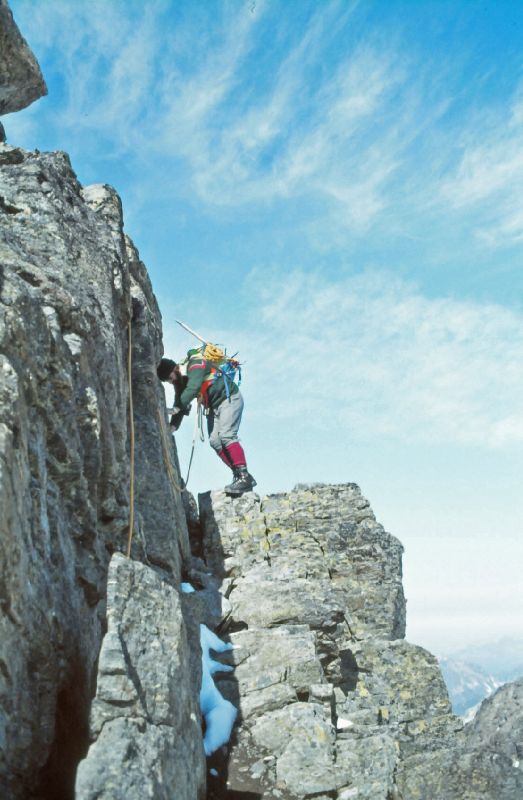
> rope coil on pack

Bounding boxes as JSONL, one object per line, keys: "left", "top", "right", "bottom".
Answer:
{"left": 176, "top": 320, "right": 243, "bottom": 397}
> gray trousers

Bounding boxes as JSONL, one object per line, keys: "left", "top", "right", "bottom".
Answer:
{"left": 207, "top": 391, "right": 244, "bottom": 453}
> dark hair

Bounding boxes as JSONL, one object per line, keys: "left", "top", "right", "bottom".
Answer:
{"left": 157, "top": 358, "right": 177, "bottom": 381}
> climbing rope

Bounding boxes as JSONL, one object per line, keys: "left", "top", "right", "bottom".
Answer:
{"left": 126, "top": 320, "right": 135, "bottom": 558}
{"left": 185, "top": 400, "right": 205, "bottom": 486}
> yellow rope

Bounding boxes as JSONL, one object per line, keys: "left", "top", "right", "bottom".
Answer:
{"left": 126, "top": 321, "right": 135, "bottom": 558}
{"left": 203, "top": 342, "right": 225, "bottom": 362}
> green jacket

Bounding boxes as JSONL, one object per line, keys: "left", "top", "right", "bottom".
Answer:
{"left": 179, "top": 357, "right": 239, "bottom": 411}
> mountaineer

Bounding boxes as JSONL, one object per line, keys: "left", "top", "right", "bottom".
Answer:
{"left": 157, "top": 353, "right": 256, "bottom": 496}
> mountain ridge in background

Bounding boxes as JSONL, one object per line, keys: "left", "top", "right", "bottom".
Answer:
{"left": 439, "top": 636, "right": 523, "bottom": 718}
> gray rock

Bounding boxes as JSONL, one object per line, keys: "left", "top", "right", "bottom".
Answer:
{"left": 336, "top": 733, "right": 398, "bottom": 800}
{"left": 216, "top": 626, "right": 324, "bottom": 719}
{"left": 182, "top": 488, "right": 203, "bottom": 557}
{"left": 199, "top": 485, "right": 405, "bottom": 643}
{"left": 0, "top": 0, "right": 47, "bottom": 114}
{"left": 251, "top": 702, "right": 341, "bottom": 796}
{"left": 0, "top": 149, "right": 191, "bottom": 795}
{"left": 397, "top": 677, "right": 523, "bottom": 799}
{"left": 196, "top": 485, "right": 465, "bottom": 799}
{"left": 75, "top": 554, "right": 206, "bottom": 800}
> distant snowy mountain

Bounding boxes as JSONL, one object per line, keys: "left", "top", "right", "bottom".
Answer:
{"left": 439, "top": 657, "right": 502, "bottom": 717}
{"left": 438, "top": 637, "right": 523, "bottom": 718}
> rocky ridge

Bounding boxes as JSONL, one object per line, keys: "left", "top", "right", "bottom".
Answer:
{"left": 181, "top": 485, "right": 522, "bottom": 799}
{"left": 1, "top": 5, "right": 522, "bottom": 798}
{"left": 195, "top": 486, "right": 461, "bottom": 799}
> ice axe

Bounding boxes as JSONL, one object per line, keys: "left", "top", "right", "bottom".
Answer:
{"left": 175, "top": 319, "right": 208, "bottom": 345}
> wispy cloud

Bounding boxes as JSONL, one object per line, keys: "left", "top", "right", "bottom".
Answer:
{"left": 9, "top": 0, "right": 523, "bottom": 257}
{"left": 159, "top": 31, "right": 407, "bottom": 220}
{"left": 220, "top": 270, "right": 523, "bottom": 448}
{"left": 9, "top": 0, "right": 408, "bottom": 225}
{"left": 440, "top": 88, "right": 523, "bottom": 246}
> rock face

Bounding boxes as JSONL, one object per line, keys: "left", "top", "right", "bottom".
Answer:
{"left": 196, "top": 485, "right": 521, "bottom": 800}
{"left": 397, "top": 677, "right": 523, "bottom": 800}
{"left": 75, "top": 554, "right": 206, "bottom": 800}
{"left": 0, "top": 143, "right": 197, "bottom": 798}
{"left": 1, "top": 147, "right": 520, "bottom": 800}
{"left": 0, "top": 0, "right": 47, "bottom": 114}
{"left": 1, "top": 7, "right": 520, "bottom": 796}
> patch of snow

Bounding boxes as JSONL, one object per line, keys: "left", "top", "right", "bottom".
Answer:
{"left": 200, "top": 624, "right": 237, "bottom": 755}
{"left": 336, "top": 717, "right": 354, "bottom": 730}
{"left": 462, "top": 702, "right": 481, "bottom": 724}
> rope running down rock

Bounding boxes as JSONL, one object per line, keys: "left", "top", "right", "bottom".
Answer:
{"left": 126, "top": 320, "right": 135, "bottom": 558}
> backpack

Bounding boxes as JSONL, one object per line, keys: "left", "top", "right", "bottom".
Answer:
{"left": 185, "top": 343, "right": 242, "bottom": 400}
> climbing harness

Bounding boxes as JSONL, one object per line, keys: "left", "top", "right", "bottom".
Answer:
{"left": 126, "top": 320, "right": 135, "bottom": 558}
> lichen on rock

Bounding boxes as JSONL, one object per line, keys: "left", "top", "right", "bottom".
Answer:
{"left": 197, "top": 484, "right": 522, "bottom": 800}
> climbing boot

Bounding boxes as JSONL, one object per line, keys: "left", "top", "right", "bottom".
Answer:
{"left": 224, "top": 466, "right": 256, "bottom": 496}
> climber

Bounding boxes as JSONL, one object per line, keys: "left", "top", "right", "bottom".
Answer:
{"left": 157, "top": 355, "right": 256, "bottom": 496}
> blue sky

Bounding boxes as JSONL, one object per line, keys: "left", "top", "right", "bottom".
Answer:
{"left": 6, "top": 0, "right": 523, "bottom": 654}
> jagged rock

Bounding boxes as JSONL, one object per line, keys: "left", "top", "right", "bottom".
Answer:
{"left": 198, "top": 485, "right": 460, "bottom": 799}
{"left": 182, "top": 488, "right": 204, "bottom": 557}
{"left": 0, "top": 147, "right": 190, "bottom": 796}
{"left": 199, "top": 484, "right": 406, "bottom": 643}
{"left": 197, "top": 484, "right": 523, "bottom": 799}
{"left": 252, "top": 703, "right": 342, "bottom": 796}
{"left": 397, "top": 677, "right": 523, "bottom": 799}
{"left": 335, "top": 733, "right": 398, "bottom": 800}
{"left": 216, "top": 626, "right": 324, "bottom": 719}
{"left": 75, "top": 554, "right": 206, "bottom": 800}
{"left": 335, "top": 639, "right": 458, "bottom": 747}
{"left": 0, "top": 0, "right": 47, "bottom": 114}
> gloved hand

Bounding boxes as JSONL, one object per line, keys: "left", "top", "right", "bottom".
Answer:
{"left": 166, "top": 405, "right": 191, "bottom": 416}
{"left": 170, "top": 409, "right": 185, "bottom": 432}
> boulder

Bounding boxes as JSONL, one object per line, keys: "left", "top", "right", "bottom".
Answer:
{"left": 75, "top": 554, "right": 206, "bottom": 800}
{"left": 0, "top": 0, "right": 47, "bottom": 114}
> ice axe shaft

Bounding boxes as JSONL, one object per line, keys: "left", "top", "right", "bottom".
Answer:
{"left": 175, "top": 319, "right": 208, "bottom": 345}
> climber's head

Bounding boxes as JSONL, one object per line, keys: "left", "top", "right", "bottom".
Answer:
{"left": 157, "top": 358, "right": 178, "bottom": 383}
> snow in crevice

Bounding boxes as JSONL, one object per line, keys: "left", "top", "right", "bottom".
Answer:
{"left": 181, "top": 582, "right": 237, "bottom": 754}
